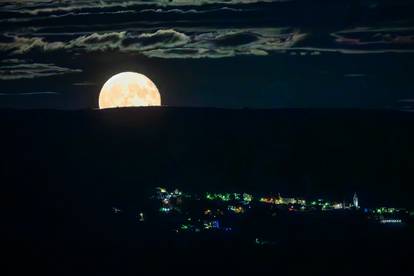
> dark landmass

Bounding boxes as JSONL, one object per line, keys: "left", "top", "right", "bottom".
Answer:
{"left": 2, "top": 107, "right": 414, "bottom": 275}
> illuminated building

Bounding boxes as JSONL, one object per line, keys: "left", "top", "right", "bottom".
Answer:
{"left": 380, "top": 219, "right": 402, "bottom": 224}
{"left": 181, "top": 224, "right": 190, "bottom": 230}
{"left": 156, "top": 187, "right": 167, "bottom": 194}
{"left": 228, "top": 205, "right": 245, "bottom": 214}
{"left": 138, "top": 212, "right": 145, "bottom": 222}
{"left": 321, "top": 202, "right": 331, "bottom": 210}
{"left": 259, "top": 197, "right": 274, "bottom": 204}
{"left": 159, "top": 207, "right": 171, "bottom": 213}
{"left": 374, "top": 207, "right": 402, "bottom": 214}
{"left": 179, "top": 224, "right": 200, "bottom": 232}
{"left": 209, "top": 192, "right": 254, "bottom": 202}
{"left": 296, "top": 199, "right": 306, "bottom": 205}
{"left": 353, "top": 193, "right": 359, "bottom": 208}
{"left": 255, "top": 238, "right": 274, "bottom": 246}
{"left": 206, "top": 193, "right": 231, "bottom": 201}
{"left": 203, "top": 220, "right": 220, "bottom": 229}
{"left": 243, "top": 193, "right": 253, "bottom": 203}
{"left": 280, "top": 197, "right": 297, "bottom": 205}
{"left": 112, "top": 207, "right": 122, "bottom": 214}
{"left": 260, "top": 195, "right": 305, "bottom": 206}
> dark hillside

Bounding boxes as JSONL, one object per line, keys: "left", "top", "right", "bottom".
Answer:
{"left": 2, "top": 107, "right": 414, "bottom": 207}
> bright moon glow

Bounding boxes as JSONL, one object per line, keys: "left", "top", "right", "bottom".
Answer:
{"left": 99, "top": 72, "right": 161, "bottom": 109}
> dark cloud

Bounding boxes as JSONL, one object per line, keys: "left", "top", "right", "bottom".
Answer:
{"left": 68, "top": 32, "right": 126, "bottom": 51}
{"left": 77, "top": 32, "right": 123, "bottom": 44}
{"left": 2, "top": 0, "right": 414, "bottom": 60}
{"left": 135, "top": 29, "right": 191, "bottom": 48}
{"left": 4, "top": 26, "right": 414, "bottom": 59}
{"left": 0, "top": 59, "right": 81, "bottom": 80}
{"left": 0, "top": 29, "right": 306, "bottom": 58}
{"left": 214, "top": 31, "right": 259, "bottom": 46}
{"left": 0, "top": 36, "right": 64, "bottom": 54}
{"left": 3, "top": 0, "right": 270, "bottom": 16}
{"left": 332, "top": 28, "right": 414, "bottom": 48}
{"left": 0, "top": 92, "right": 60, "bottom": 96}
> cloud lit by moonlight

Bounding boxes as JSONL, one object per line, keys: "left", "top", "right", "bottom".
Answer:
{"left": 99, "top": 72, "right": 161, "bottom": 109}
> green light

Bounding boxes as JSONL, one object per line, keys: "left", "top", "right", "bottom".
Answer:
{"left": 223, "top": 194, "right": 231, "bottom": 201}
{"left": 243, "top": 193, "right": 253, "bottom": 202}
{"left": 157, "top": 187, "right": 167, "bottom": 193}
{"left": 159, "top": 207, "right": 171, "bottom": 212}
{"left": 206, "top": 193, "right": 231, "bottom": 201}
{"left": 181, "top": 224, "right": 189, "bottom": 230}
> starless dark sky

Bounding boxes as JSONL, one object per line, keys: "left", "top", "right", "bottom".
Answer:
{"left": 1, "top": 0, "right": 414, "bottom": 109}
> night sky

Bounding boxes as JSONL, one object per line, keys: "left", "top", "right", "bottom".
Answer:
{"left": 2, "top": 3, "right": 414, "bottom": 273}
{"left": 1, "top": 0, "right": 414, "bottom": 109}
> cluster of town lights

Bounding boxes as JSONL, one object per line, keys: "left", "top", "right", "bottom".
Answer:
{"left": 112, "top": 187, "right": 410, "bottom": 244}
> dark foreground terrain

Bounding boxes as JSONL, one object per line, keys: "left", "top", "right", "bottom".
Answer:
{"left": 2, "top": 108, "right": 414, "bottom": 275}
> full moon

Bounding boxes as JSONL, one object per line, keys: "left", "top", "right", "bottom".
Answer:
{"left": 99, "top": 72, "right": 161, "bottom": 109}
